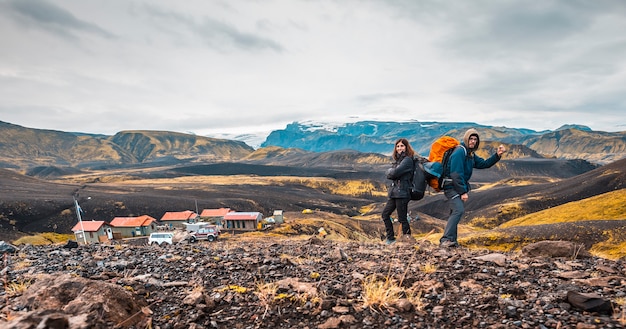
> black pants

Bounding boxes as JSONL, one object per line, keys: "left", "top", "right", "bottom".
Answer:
{"left": 381, "top": 197, "right": 411, "bottom": 240}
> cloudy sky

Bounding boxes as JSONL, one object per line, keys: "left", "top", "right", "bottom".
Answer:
{"left": 1, "top": 0, "right": 625, "bottom": 144}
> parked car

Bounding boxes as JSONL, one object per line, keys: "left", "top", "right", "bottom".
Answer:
{"left": 148, "top": 232, "right": 174, "bottom": 245}
{"left": 188, "top": 227, "right": 220, "bottom": 242}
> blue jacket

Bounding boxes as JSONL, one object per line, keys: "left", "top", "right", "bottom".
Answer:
{"left": 386, "top": 154, "right": 413, "bottom": 199}
{"left": 446, "top": 143, "right": 501, "bottom": 195}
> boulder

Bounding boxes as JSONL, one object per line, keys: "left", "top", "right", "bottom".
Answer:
{"left": 521, "top": 240, "right": 591, "bottom": 259}
{"left": 567, "top": 291, "right": 613, "bottom": 314}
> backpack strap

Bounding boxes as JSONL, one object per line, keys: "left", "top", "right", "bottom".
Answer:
{"left": 438, "top": 145, "right": 466, "bottom": 188}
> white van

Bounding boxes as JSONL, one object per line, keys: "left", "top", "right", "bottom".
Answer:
{"left": 148, "top": 232, "right": 174, "bottom": 245}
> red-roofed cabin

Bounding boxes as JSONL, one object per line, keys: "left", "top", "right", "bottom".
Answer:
{"left": 199, "top": 208, "right": 233, "bottom": 227}
{"left": 110, "top": 215, "right": 158, "bottom": 238}
{"left": 71, "top": 220, "right": 113, "bottom": 244}
{"left": 160, "top": 210, "right": 198, "bottom": 229}
{"left": 223, "top": 212, "right": 263, "bottom": 231}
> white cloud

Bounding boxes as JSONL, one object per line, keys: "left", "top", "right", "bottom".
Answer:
{"left": 0, "top": 0, "right": 624, "bottom": 142}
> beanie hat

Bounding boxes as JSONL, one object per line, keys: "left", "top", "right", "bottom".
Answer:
{"left": 463, "top": 128, "right": 480, "bottom": 151}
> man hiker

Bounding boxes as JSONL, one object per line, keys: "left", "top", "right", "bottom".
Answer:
{"left": 440, "top": 128, "right": 506, "bottom": 248}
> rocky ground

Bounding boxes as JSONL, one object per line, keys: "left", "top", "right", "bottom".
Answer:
{"left": 1, "top": 235, "right": 625, "bottom": 329}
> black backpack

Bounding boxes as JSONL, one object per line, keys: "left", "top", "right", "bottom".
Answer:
{"left": 410, "top": 156, "right": 428, "bottom": 200}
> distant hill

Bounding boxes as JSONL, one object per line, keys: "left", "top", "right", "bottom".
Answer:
{"left": 517, "top": 128, "right": 626, "bottom": 164}
{"left": 261, "top": 121, "right": 626, "bottom": 164}
{"left": 0, "top": 121, "right": 254, "bottom": 171}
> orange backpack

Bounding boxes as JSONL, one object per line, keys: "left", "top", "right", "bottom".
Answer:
{"left": 426, "top": 136, "right": 460, "bottom": 191}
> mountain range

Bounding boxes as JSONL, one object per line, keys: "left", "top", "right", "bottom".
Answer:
{"left": 262, "top": 121, "right": 626, "bottom": 164}
{"left": 1, "top": 120, "right": 625, "bottom": 173}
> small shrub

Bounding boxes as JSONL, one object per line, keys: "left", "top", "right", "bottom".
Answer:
{"left": 361, "top": 275, "right": 403, "bottom": 311}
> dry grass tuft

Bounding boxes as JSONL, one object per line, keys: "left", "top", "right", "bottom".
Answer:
{"left": 255, "top": 281, "right": 278, "bottom": 318}
{"left": 4, "top": 278, "right": 32, "bottom": 297}
{"left": 361, "top": 275, "right": 404, "bottom": 311}
{"left": 361, "top": 274, "right": 424, "bottom": 312}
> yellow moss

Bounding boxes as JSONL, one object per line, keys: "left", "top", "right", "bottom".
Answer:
{"left": 459, "top": 231, "right": 527, "bottom": 252}
{"left": 271, "top": 224, "right": 297, "bottom": 235}
{"left": 13, "top": 235, "right": 51, "bottom": 246}
{"left": 13, "top": 232, "right": 75, "bottom": 245}
{"left": 41, "top": 232, "right": 75, "bottom": 243}
{"left": 468, "top": 216, "right": 501, "bottom": 229}
{"left": 359, "top": 204, "right": 376, "bottom": 215}
{"left": 300, "top": 179, "right": 386, "bottom": 197}
{"left": 275, "top": 293, "right": 291, "bottom": 300}
{"left": 221, "top": 285, "right": 248, "bottom": 294}
{"left": 589, "top": 229, "right": 626, "bottom": 260}
{"left": 500, "top": 189, "right": 626, "bottom": 228}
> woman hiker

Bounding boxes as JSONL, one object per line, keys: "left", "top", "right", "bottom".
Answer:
{"left": 381, "top": 138, "right": 415, "bottom": 245}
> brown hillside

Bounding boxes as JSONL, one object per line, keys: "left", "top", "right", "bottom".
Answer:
{"left": 243, "top": 146, "right": 309, "bottom": 162}
{"left": 0, "top": 121, "right": 137, "bottom": 170}
{"left": 109, "top": 130, "right": 254, "bottom": 162}
{"left": 0, "top": 122, "right": 256, "bottom": 171}
{"left": 244, "top": 146, "right": 390, "bottom": 168}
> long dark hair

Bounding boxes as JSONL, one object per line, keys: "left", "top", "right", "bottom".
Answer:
{"left": 392, "top": 138, "right": 415, "bottom": 161}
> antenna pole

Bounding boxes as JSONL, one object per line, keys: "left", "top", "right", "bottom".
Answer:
{"left": 74, "top": 196, "right": 87, "bottom": 244}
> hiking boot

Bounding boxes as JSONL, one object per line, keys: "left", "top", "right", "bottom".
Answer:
{"left": 385, "top": 239, "right": 396, "bottom": 245}
{"left": 440, "top": 240, "right": 459, "bottom": 248}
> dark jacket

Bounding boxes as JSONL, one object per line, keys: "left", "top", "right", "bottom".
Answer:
{"left": 446, "top": 143, "right": 500, "bottom": 195}
{"left": 386, "top": 153, "right": 413, "bottom": 199}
